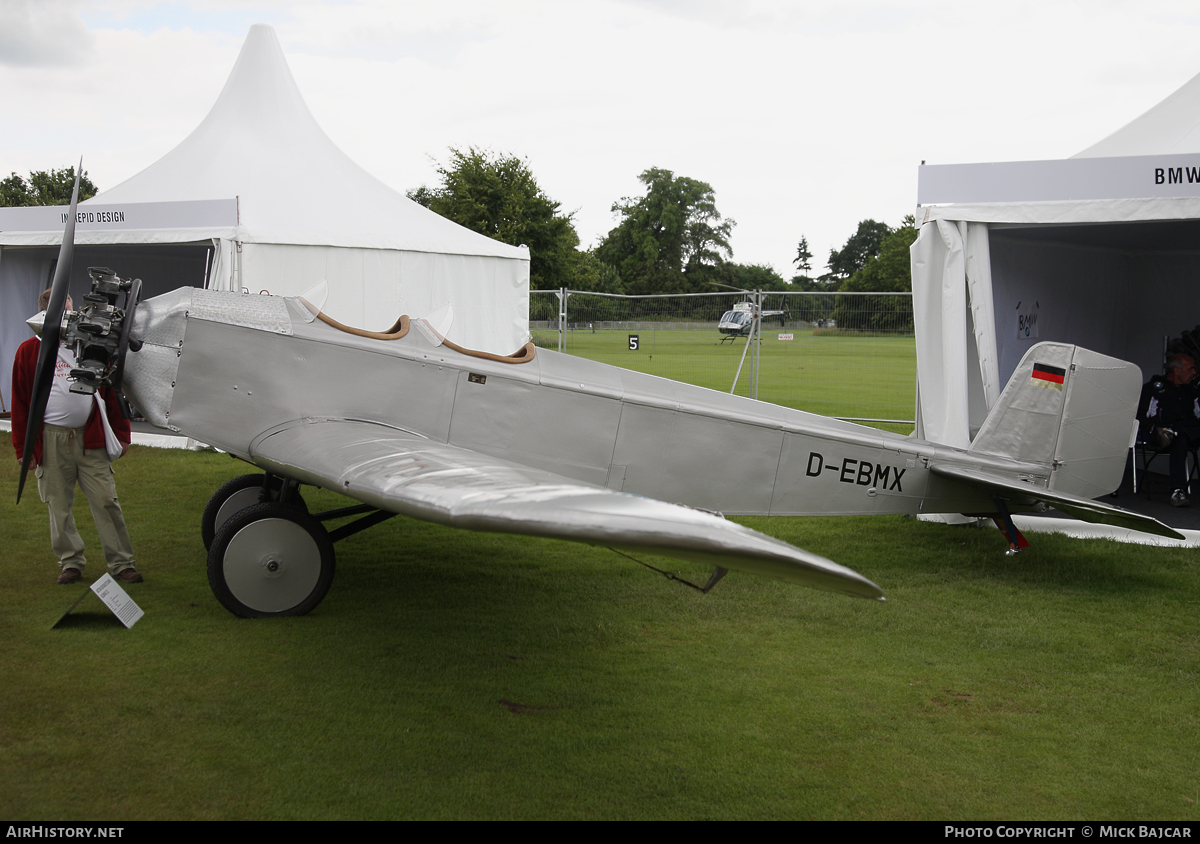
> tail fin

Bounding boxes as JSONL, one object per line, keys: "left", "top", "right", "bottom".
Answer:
{"left": 969, "top": 342, "right": 1142, "bottom": 499}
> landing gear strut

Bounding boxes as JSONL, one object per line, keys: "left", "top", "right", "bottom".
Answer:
{"left": 201, "top": 473, "right": 308, "bottom": 550}
{"left": 992, "top": 496, "right": 1030, "bottom": 556}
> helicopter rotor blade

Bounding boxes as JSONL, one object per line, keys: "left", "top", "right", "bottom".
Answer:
{"left": 17, "top": 160, "right": 82, "bottom": 504}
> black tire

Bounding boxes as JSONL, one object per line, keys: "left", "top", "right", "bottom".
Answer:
{"left": 201, "top": 474, "right": 307, "bottom": 551}
{"left": 207, "top": 502, "right": 335, "bottom": 618}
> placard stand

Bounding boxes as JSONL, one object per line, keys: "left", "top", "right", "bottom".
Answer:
{"left": 53, "top": 573, "right": 144, "bottom": 629}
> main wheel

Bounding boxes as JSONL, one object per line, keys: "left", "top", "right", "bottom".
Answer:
{"left": 208, "top": 502, "right": 335, "bottom": 618}
{"left": 201, "top": 474, "right": 307, "bottom": 551}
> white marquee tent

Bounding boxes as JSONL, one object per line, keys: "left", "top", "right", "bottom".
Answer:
{"left": 912, "top": 70, "right": 1200, "bottom": 450}
{"left": 0, "top": 24, "right": 530, "bottom": 408}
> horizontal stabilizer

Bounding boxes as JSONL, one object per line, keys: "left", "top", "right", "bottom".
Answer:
{"left": 249, "top": 418, "right": 886, "bottom": 600}
{"left": 930, "top": 464, "right": 1184, "bottom": 541}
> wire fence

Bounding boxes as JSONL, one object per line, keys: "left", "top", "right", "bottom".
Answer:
{"left": 530, "top": 289, "right": 916, "bottom": 432}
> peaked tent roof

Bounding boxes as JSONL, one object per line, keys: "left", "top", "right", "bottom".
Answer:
{"left": 89, "top": 25, "right": 523, "bottom": 259}
{"left": 1073, "top": 69, "right": 1200, "bottom": 159}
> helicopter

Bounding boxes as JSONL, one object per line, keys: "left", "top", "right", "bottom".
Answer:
{"left": 714, "top": 288, "right": 790, "bottom": 344}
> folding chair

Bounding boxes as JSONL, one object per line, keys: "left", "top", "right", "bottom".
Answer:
{"left": 1132, "top": 426, "right": 1200, "bottom": 499}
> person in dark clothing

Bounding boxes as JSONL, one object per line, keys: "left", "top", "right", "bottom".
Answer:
{"left": 1139, "top": 354, "right": 1200, "bottom": 507}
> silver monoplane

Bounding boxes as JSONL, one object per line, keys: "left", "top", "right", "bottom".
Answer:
{"left": 19, "top": 171, "right": 1183, "bottom": 617}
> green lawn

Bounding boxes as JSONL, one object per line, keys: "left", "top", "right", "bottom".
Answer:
{"left": 2, "top": 448, "right": 1197, "bottom": 820}
{"left": 534, "top": 328, "right": 916, "bottom": 433}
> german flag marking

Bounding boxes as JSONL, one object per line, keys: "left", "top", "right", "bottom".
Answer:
{"left": 1032, "top": 362, "right": 1065, "bottom": 391}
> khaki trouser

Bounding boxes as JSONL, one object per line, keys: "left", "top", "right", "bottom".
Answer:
{"left": 36, "top": 424, "right": 136, "bottom": 574}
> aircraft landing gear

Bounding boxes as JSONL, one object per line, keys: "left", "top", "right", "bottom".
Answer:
{"left": 207, "top": 502, "right": 335, "bottom": 618}
{"left": 203, "top": 475, "right": 398, "bottom": 617}
{"left": 201, "top": 473, "right": 307, "bottom": 551}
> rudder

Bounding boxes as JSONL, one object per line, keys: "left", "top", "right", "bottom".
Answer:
{"left": 969, "top": 342, "right": 1141, "bottom": 499}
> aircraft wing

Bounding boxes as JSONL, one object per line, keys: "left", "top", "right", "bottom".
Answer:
{"left": 247, "top": 418, "right": 885, "bottom": 600}
{"left": 930, "top": 463, "right": 1185, "bottom": 541}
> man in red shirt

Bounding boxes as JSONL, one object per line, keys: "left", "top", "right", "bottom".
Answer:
{"left": 11, "top": 290, "right": 141, "bottom": 584}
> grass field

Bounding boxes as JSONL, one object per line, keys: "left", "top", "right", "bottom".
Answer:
{"left": 2, "top": 448, "right": 1198, "bottom": 820}
{"left": 532, "top": 327, "right": 916, "bottom": 433}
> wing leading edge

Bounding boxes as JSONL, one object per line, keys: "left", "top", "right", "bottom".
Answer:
{"left": 247, "top": 418, "right": 885, "bottom": 600}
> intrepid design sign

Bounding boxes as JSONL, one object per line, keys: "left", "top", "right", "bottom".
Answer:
{"left": 62, "top": 209, "right": 127, "bottom": 224}
{"left": 0, "top": 198, "right": 238, "bottom": 232}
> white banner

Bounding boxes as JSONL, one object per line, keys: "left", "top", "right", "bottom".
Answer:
{"left": 918, "top": 154, "right": 1200, "bottom": 205}
{"left": 0, "top": 198, "right": 238, "bottom": 232}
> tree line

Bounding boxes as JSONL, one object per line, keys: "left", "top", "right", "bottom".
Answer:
{"left": 1, "top": 167, "right": 97, "bottom": 207}
{"left": 407, "top": 147, "right": 918, "bottom": 307}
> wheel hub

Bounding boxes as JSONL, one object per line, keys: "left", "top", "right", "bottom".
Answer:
{"left": 221, "top": 516, "right": 325, "bottom": 613}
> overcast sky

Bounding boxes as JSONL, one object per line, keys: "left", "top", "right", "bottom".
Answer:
{"left": 3, "top": 0, "right": 1199, "bottom": 276}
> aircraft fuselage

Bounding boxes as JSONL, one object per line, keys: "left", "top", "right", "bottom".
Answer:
{"left": 124, "top": 289, "right": 1037, "bottom": 521}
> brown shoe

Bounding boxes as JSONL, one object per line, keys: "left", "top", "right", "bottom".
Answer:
{"left": 57, "top": 567, "right": 82, "bottom": 585}
{"left": 117, "top": 568, "right": 144, "bottom": 584}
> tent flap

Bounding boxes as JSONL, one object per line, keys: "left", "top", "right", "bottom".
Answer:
{"left": 912, "top": 219, "right": 970, "bottom": 449}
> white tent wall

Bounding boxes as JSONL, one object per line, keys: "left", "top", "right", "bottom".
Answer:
{"left": 210, "top": 237, "right": 235, "bottom": 293}
{"left": 912, "top": 220, "right": 970, "bottom": 447}
{"left": 389, "top": 250, "right": 530, "bottom": 354}
{"left": 238, "top": 244, "right": 529, "bottom": 353}
{"left": 911, "top": 219, "right": 1001, "bottom": 447}
{"left": 964, "top": 222, "right": 1001, "bottom": 416}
